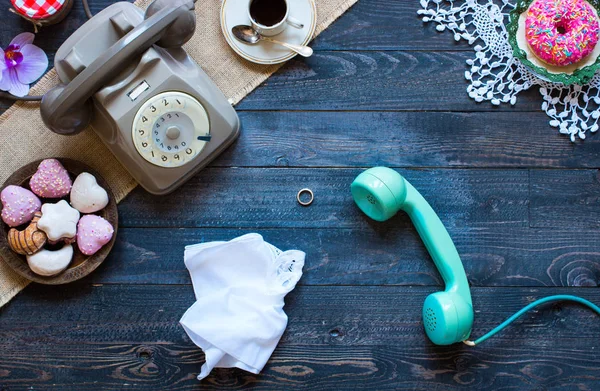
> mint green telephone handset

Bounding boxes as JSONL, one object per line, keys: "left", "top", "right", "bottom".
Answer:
{"left": 352, "top": 167, "right": 600, "bottom": 346}
{"left": 351, "top": 167, "right": 473, "bottom": 345}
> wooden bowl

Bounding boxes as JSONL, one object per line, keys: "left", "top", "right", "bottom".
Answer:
{"left": 0, "top": 159, "right": 118, "bottom": 285}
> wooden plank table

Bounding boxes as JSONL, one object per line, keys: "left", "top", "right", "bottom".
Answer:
{"left": 2, "top": 1, "right": 600, "bottom": 390}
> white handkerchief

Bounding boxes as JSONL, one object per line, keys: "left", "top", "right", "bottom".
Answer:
{"left": 180, "top": 233, "right": 305, "bottom": 380}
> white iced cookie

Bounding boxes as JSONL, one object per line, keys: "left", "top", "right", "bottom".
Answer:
{"left": 27, "top": 244, "right": 73, "bottom": 276}
{"left": 70, "top": 172, "right": 109, "bottom": 213}
{"left": 38, "top": 200, "right": 81, "bottom": 242}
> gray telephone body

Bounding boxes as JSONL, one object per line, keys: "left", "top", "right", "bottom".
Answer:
{"left": 52, "top": 2, "right": 240, "bottom": 195}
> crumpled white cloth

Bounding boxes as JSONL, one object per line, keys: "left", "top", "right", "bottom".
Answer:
{"left": 180, "top": 233, "right": 305, "bottom": 380}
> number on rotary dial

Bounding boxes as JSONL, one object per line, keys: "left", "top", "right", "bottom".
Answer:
{"left": 132, "top": 92, "right": 211, "bottom": 168}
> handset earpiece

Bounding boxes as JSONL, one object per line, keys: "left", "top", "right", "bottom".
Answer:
{"left": 145, "top": 0, "right": 196, "bottom": 48}
{"left": 351, "top": 167, "right": 474, "bottom": 345}
{"left": 41, "top": 0, "right": 196, "bottom": 135}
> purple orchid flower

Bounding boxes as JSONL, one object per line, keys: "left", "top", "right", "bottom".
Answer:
{"left": 0, "top": 32, "right": 48, "bottom": 97}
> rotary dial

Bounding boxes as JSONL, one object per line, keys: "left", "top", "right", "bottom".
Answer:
{"left": 132, "top": 92, "right": 211, "bottom": 168}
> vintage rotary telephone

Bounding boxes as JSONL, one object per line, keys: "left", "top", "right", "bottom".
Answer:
{"left": 37, "top": 0, "right": 240, "bottom": 194}
{"left": 352, "top": 167, "right": 600, "bottom": 346}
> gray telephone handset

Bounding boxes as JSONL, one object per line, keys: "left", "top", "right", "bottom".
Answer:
{"left": 40, "top": 0, "right": 240, "bottom": 195}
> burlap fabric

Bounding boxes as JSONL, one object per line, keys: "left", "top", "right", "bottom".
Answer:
{"left": 0, "top": 0, "right": 357, "bottom": 307}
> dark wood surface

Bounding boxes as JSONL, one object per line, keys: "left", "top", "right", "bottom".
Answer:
{"left": 1, "top": 1, "right": 600, "bottom": 390}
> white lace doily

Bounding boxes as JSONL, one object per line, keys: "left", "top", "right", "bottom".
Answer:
{"left": 418, "top": 0, "right": 600, "bottom": 141}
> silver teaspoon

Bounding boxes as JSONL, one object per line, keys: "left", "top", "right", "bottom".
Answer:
{"left": 232, "top": 25, "right": 313, "bottom": 58}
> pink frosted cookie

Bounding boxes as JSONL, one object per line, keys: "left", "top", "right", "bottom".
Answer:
{"left": 29, "top": 159, "right": 72, "bottom": 198}
{"left": 525, "top": 0, "right": 600, "bottom": 67}
{"left": 1, "top": 185, "right": 42, "bottom": 227}
{"left": 77, "top": 215, "right": 114, "bottom": 256}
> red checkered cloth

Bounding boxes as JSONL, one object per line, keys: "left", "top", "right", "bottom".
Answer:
{"left": 11, "top": 0, "right": 66, "bottom": 19}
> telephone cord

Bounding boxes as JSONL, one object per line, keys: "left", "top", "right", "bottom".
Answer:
{"left": 463, "top": 295, "right": 600, "bottom": 346}
{"left": 82, "top": 0, "right": 93, "bottom": 20}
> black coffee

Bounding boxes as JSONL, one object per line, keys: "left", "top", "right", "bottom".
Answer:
{"left": 250, "top": 0, "right": 287, "bottom": 27}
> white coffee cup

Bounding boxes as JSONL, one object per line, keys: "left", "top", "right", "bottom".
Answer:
{"left": 248, "top": 0, "right": 304, "bottom": 37}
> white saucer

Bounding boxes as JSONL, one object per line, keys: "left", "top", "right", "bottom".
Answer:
{"left": 221, "top": 0, "right": 317, "bottom": 65}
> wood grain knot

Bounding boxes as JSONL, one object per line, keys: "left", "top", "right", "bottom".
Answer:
{"left": 454, "top": 355, "right": 472, "bottom": 372}
{"left": 272, "top": 365, "right": 315, "bottom": 377}
{"left": 453, "top": 371, "right": 477, "bottom": 386}
{"left": 521, "top": 363, "right": 563, "bottom": 381}
{"left": 552, "top": 303, "right": 562, "bottom": 314}
{"left": 137, "top": 347, "right": 153, "bottom": 361}
{"left": 547, "top": 253, "right": 600, "bottom": 287}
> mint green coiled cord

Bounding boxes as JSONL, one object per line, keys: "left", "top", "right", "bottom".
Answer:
{"left": 464, "top": 295, "right": 600, "bottom": 346}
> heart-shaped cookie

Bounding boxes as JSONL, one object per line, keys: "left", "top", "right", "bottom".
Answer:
{"left": 38, "top": 200, "right": 80, "bottom": 242}
{"left": 29, "top": 159, "right": 72, "bottom": 198}
{"left": 70, "top": 173, "right": 109, "bottom": 213}
{"left": 77, "top": 215, "right": 114, "bottom": 256}
{"left": 1, "top": 185, "right": 42, "bottom": 227}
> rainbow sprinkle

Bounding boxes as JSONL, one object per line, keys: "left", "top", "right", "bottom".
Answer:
{"left": 525, "top": 0, "right": 600, "bottom": 67}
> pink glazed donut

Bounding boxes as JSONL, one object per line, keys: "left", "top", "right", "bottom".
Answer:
{"left": 525, "top": 0, "right": 600, "bottom": 67}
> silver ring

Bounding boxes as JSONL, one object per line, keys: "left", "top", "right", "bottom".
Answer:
{"left": 297, "top": 188, "right": 314, "bottom": 206}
